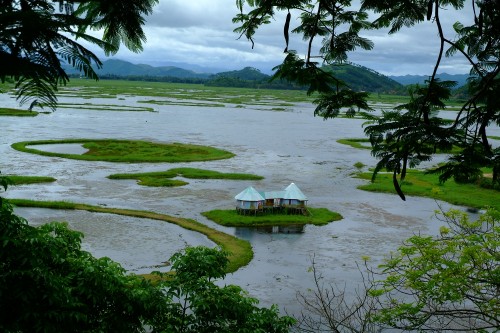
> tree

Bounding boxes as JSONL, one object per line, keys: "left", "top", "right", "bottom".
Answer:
{"left": 371, "top": 208, "right": 500, "bottom": 331}
{"left": 234, "top": 0, "right": 500, "bottom": 200}
{"left": 0, "top": 0, "right": 158, "bottom": 111}
{"left": 0, "top": 197, "right": 169, "bottom": 332}
{"left": 155, "top": 246, "right": 296, "bottom": 333}
{"left": 294, "top": 208, "right": 499, "bottom": 332}
{"left": 0, "top": 192, "right": 294, "bottom": 332}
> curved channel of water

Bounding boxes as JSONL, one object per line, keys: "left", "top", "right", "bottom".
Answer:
{"left": 1, "top": 91, "right": 496, "bottom": 316}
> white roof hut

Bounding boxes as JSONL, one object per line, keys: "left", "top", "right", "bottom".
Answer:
{"left": 283, "top": 183, "right": 308, "bottom": 201}
{"left": 235, "top": 186, "right": 265, "bottom": 201}
{"left": 235, "top": 186, "right": 265, "bottom": 213}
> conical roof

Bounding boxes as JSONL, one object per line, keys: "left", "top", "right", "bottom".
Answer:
{"left": 235, "top": 186, "right": 265, "bottom": 201}
{"left": 283, "top": 183, "right": 307, "bottom": 200}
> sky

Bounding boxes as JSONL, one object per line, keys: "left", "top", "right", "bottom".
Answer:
{"left": 85, "top": 0, "right": 475, "bottom": 76}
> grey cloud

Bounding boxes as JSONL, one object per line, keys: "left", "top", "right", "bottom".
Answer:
{"left": 93, "top": 1, "right": 476, "bottom": 76}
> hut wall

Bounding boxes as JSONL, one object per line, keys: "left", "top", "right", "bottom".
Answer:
{"left": 237, "top": 200, "right": 263, "bottom": 210}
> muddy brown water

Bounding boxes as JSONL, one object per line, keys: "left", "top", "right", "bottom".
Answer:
{"left": 1, "top": 92, "right": 496, "bottom": 315}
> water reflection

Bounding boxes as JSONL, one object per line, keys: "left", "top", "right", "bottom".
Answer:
{"left": 236, "top": 224, "right": 305, "bottom": 235}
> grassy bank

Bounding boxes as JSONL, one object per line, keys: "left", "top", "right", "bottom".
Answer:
{"left": 338, "top": 138, "right": 462, "bottom": 154}
{"left": 9, "top": 199, "right": 253, "bottom": 274}
{"left": 3, "top": 175, "right": 56, "bottom": 185}
{"left": 0, "top": 108, "right": 38, "bottom": 117}
{"left": 357, "top": 170, "right": 500, "bottom": 210}
{"left": 12, "top": 139, "right": 235, "bottom": 163}
{"left": 109, "top": 167, "right": 263, "bottom": 187}
{"left": 202, "top": 207, "right": 343, "bottom": 227}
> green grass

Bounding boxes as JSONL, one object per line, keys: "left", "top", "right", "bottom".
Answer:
{"left": 202, "top": 207, "right": 342, "bottom": 227}
{"left": 108, "top": 167, "right": 263, "bottom": 187}
{"left": 0, "top": 108, "right": 38, "bottom": 117}
{"left": 55, "top": 102, "right": 155, "bottom": 112}
{"left": 2, "top": 175, "right": 56, "bottom": 186}
{"left": 12, "top": 139, "right": 235, "bottom": 163}
{"left": 337, "top": 138, "right": 372, "bottom": 150}
{"left": 338, "top": 138, "right": 462, "bottom": 154}
{"left": 57, "top": 79, "right": 314, "bottom": 106}
{"left": 9, "top": 199, "right": 253, "bottom": 274}
{"left": 3, "top": 175, "right": 56, "bottom": 185}
{"left": 357, "top": 170, "right": 500, "bottom": 210}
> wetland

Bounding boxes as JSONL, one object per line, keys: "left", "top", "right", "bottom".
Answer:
{"left": 2, "top": 79, "right": 499, "bottom": 316}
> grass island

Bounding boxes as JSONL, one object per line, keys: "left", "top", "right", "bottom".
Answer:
{"left": 357, "top": 170, "right": 500, "bottom": 211}
{"left": 0, "top": 107, "right": 39, "bottom": 117}
{"left": 11, "top": 139, "right": 235, "bottom": 163}
{"left": 2, "top": 175, "right": 56, "bottom": 185}
{"left": 108, "top": 167, "right": 263, "bottom": 187}
{"left": 202, "top": 207, "right": 343, "bottom": 227}
{"left": 9, "top": 198, "right": 253, "bottom": 275}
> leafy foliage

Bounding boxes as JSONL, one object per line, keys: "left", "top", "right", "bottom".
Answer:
{"left": 372, "top": 208, "right": 500, "bottom": 331}
{"left": 0, "top": 197, "right": 293, "bottom": 332}
{"left": 0, "top": 199, "right": 167, "bottom": 332}
{"left": 155, "top": 246, "right": 296, "bottom": 333}
{"left": 234, "top": 0, "right": 500, "bottom": 199}
{"left": 0, "top": 0, "right": 158, "bottom": 110}
{"left": 294, "top": 208, "right": 500, "bottom": 332}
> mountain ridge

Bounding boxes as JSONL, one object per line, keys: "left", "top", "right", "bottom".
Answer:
{"left": 65, "top": 59, "right": 469, "bottom": 91}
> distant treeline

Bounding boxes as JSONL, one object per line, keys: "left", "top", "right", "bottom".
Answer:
{"left": 68, "top": 73, "right": 305, "bottom": 90}
{"left": 69, "top": 74, "right": 208, "bottom": 84}
{"left": 67, "top": 69, "right": 469, "bottom": 98}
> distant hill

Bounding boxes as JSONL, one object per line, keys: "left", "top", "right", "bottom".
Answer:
{"left": 64, "top": 59, "right": 407, "bottom": 93}
{"left": 389, "top": 73, "right": 470, "bottom": 87}
{"left": 65, "top": 59, "right": 212, "bottom": 79}
{"left": 211, "top": 67, "right": 270, "bottom": 81}
{"left": 323, "top": 63, "right": 404, "bottom": 93}
{"left": 207, "top": 64, "right": 404, "bottom": 93}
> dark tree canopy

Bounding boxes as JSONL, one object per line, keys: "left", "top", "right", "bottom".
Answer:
{"left": 234, "top": 0, "right": 500, "bottom": 200}
{"left": 0, "top": 0, "right": 158, "bottom": 110}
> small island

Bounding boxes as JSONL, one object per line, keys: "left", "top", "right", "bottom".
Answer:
{"left": 202, "top": 183, "right": 342, "bottom": 228}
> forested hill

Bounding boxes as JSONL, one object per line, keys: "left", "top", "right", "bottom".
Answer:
{"left": 66, "top": 59, "right": 404, "bottom": 93}
{"left": 205, "top": 65, "right": 404, "bottom": 93}
{"left": 322, "top": 63, "right": 403, "bottom": 93}
{"left": 94, "top": 59, "right": 211, "bottom": 79}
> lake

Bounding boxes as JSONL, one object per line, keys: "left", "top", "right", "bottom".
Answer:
{"left": 1, "top": 86, "right": 492, "bottom": 315}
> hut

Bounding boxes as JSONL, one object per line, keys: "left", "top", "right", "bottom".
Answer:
{"left": 235, "top": 183, "right": 309, "bottom": 215}
{"left": 235, "top": 186, "right": 264, "bottom": 215}
{"left": 282, "top": 183, "right": 308, "bottom": 214}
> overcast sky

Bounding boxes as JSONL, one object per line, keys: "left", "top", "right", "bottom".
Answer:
{"left": 88, "top": 0, "right": 475, "bottom": 76}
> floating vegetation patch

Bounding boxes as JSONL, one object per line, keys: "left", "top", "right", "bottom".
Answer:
{"left": 108, "top": 167, "right": 263, "bottom": 187}
{"left": 12, "top": 139, "right": 235, "bottom": 163}
{"left": 55, "top": 103, "right": 155, "bottom": 112}
{"left": 0, "top": 108, "right": 38, "bottom": 117}
{"left": 202, "top": 208, "right": 342, "bottom": 227}
{"left": 338, "top": 138, "right": 461, "bottom": 153}
{"left": 337, "top": 138, "right": 372, "bottom": 150}
{"left": 138, "top": 99, "right": 225, "bottom": 108}
{"left": 356, "top": 170, "right": 500, "bottom": 210}
{"left": 2, "top": 175, "right": 56, "bottom": 185}
{"left": 9, "top": 199, "right": 253, "bottom": 273}
{"left": 57, "top": 79, "right": 313, "bottom": 105}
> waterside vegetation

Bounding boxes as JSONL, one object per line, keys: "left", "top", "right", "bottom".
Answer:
{"left": 12, "top": 139, "right": 235, "bottom": 163}
{"left": 357, "top": 170, "right": 500, "bottom": 210}
{"left": 202, "top": 207, "right": 342, "bottom": 227}
{"left": 108, "top": 167, "right": 263, "bottom": 187}
{"left": 2, "top": 175, "right": 56, "bottom": 185}
{"left": 9, "top": 198, "right": 253, "bottom": 275}
{"left": 0, "top": 107, "right": 39, "bottom": 117}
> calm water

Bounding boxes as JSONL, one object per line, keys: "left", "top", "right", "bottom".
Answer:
{"left": 1, "top": 90, "right": 495, "bottom": 315}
